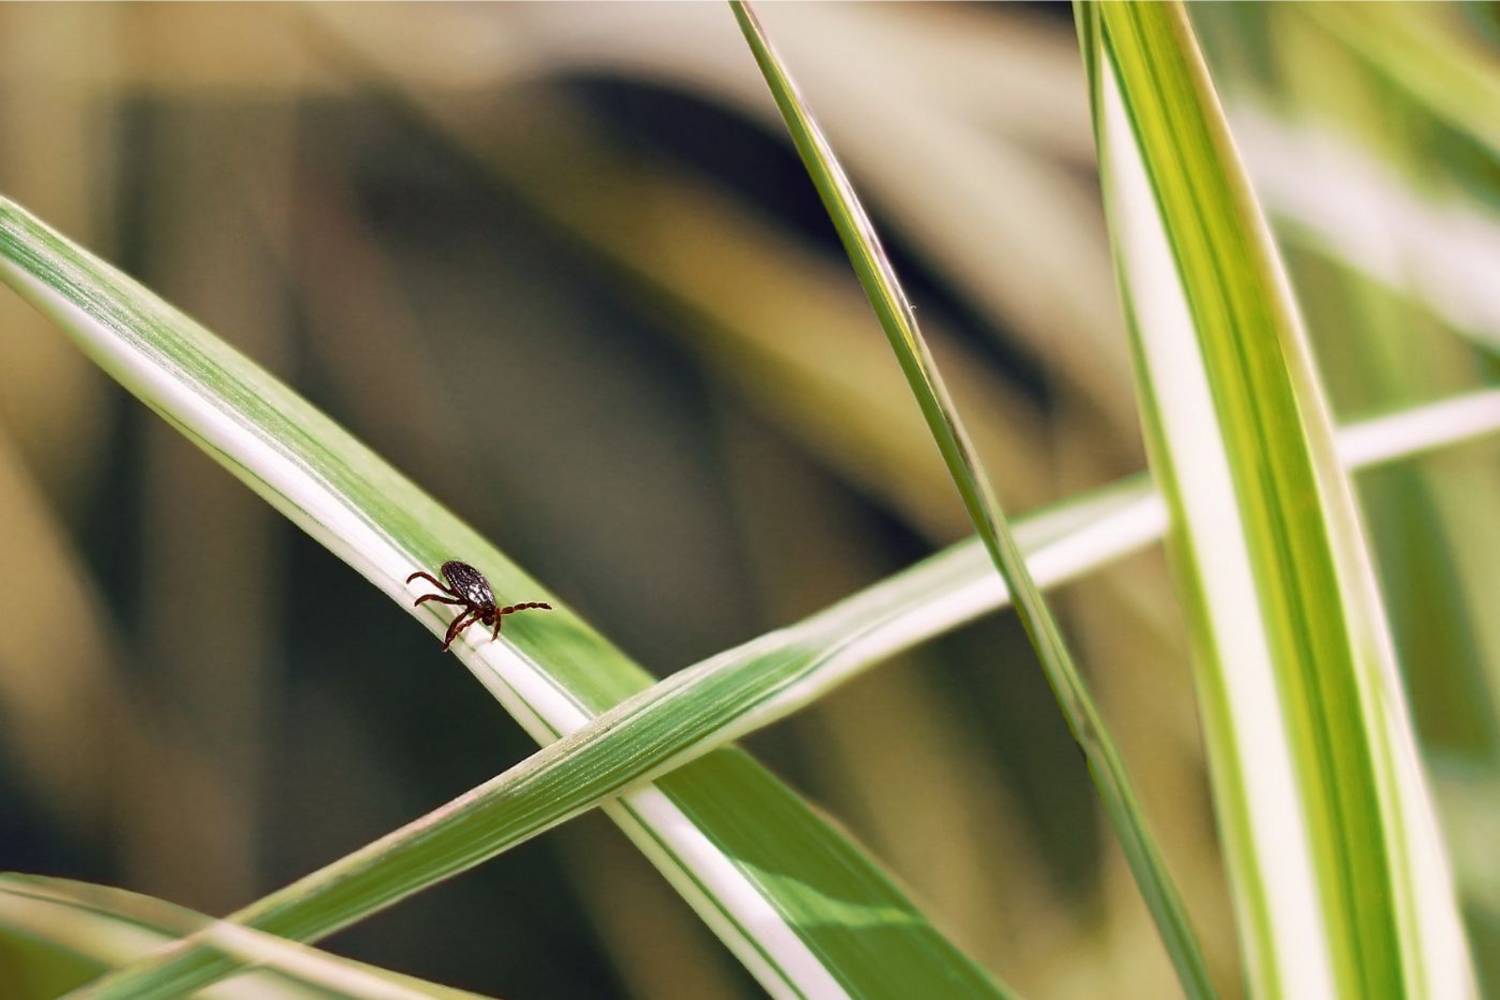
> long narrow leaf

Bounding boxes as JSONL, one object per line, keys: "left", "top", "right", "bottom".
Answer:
{"left": 62, "top": 387, "right": 1500, "bottom": 1000}
{"left": 0, "top": 875, "right": 487, "bottom": 1000}
{"left": 728, "top": 3, "right": 1215, "bottom": 995}
{"left": 0, "top": 194, "right": 1006, "bottom": 1000}
{"left": 1083, "top": 2, "right": 1475, "bottom": 995}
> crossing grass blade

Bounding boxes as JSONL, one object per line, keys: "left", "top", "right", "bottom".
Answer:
{"left": 728, "top": 2, "right": 1215, "bottom": 995}
{"left": 47, "top": 386, "right": 1500, "bottom": 1000}
{"left": 0, "top": 194, "right": 1009, "bottom": 1000}
{"left": 1081, "top": 2, "right": 1477, "bottom": 995}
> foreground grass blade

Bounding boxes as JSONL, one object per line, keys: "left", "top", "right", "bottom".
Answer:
{"left": 54, "top": 388, "right": 1500, "bottom": 1000}
{"left": 0, "top": 875, "right": 487, "bottom": 1000}
{"left": 1083, "top": 2, "right": 1476, "bottom": 996}
{"left": 68, "top": 483, "right": 1152, "bottom": 1000}
{"left": 0, "top": 196, "right": 1008, "bottom": 1000}
{"left": 729, "top": 2, "right": 1214, "bottom": 995}
{"left": 5, "top": 189, "right": 1494, "bottom": 999}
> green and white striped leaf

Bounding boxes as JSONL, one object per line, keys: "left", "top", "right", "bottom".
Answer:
{"left": 0, "top": 196, "right": 1005, "bottom": 1000}
{"left": 729, "top": 3, "right": 1215, "bottom": 995}
{"left": 65, "top": 385, "right": 1500, "bottom": 1000}
{"left": 0, "top": 875, "right": 487, "bottom": 1000}
{"left": 29, "top": 368, "right": 1498, "bottom": 998}
{"left": 1082, "top": 3, "right": 1475, "bottom": 996}
{"left": 5, "top": 183, "right": 1496, "bottom": 1000}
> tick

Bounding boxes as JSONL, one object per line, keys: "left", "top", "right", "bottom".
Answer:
{"left": 406, "top": 560, "right": 552, "bottom": 651}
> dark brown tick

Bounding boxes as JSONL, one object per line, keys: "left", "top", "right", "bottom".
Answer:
{"left": 406, "top": 560, "right": 552, "bottom": 651}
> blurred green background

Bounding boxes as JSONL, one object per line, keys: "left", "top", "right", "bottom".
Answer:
{"left": 1, "top": 4, "right": 1497, "bottom": 997}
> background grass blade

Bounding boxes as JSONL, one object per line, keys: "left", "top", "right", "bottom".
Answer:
{"left": 1304, "top": 4, "right": 1500, "bottom": 160}
{"left": 0, "top": 876, "right": 489, "bottom": 1000}
{"left": 1083, "top": 2, "right": 1476, "bottom": 995}
{"left": 0, "top": 194, "right": 1008, "bottom": 1000}
{"left": 729, "top": 3, "right": 1214, "bottom": 995}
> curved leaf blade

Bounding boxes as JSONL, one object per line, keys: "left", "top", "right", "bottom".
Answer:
{"left": 1083, "top": 2, "right": 1476, "bottom": 995}
{"left": 63, "top": 387, "right": 1500, "bottom": 1000}
{"left": 0, "top": 875, "right": 487, "bottom": 1000}
{"left": 0, "top": 195, "right": 1004, "bottom": 1000}
{"left": 728, "top": 3, "right": 1214, "bottom": 995}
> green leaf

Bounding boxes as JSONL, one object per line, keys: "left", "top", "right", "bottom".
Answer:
{"left": 5, "top": 176, "right": 1495, "bottom": 1000}
{"left": 729, "top": 3, "right": 1214, "bottom": 996}
{"left": 64, "top": 483, "right": 1152, "bottom": 998}
{"left": 41, "top": 370, "right": 1500, "bottom": 999}
{"left": 1082, "top": 2, "right": 1476, "bottom": 995}
{"left": 0, "top": 875, "right": 486, "bottom": 999}
{"left": 0, "top": 194, "right": 1005, "bottom": 1000}
{"left": 86, "top": 381, "right": 1500, "bottom": 1000}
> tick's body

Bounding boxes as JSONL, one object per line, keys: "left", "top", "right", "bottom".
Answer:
{"left": 407, "top": 560, "right": 552, "bottom": 651}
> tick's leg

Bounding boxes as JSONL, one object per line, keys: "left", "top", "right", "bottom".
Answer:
{"left": 415, "top": 593, "right": 468, "bottom": 609}
{"left": 406, "top": 571, "right": 458, "bottom": 596}
{"left": 492, "top": 602, "right": 552, "bottom": 639}
{"left": 500, "top": 602, "right": 553, "bottom": 616}
{"left": 441, "top": 610, "right": 477, "bottom": 651}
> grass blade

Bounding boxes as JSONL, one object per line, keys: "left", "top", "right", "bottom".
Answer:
{"left": 1083, "top": 2, "right": 1476, "bottom": 994}
{"left": 8, "top": 165, "right": 1495, "bottom": 992}
{"left": 729, "top": 2, "right": 1213, "bottom": 995}
{"left": 58, "top": 387, "right": 1500, "bottom": 1000}
{"left": 0, "top": 875, "right": 487, "bottom": 1000}
{"left": 0, "top": 194, "right": 1006, "bottom": 1000}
